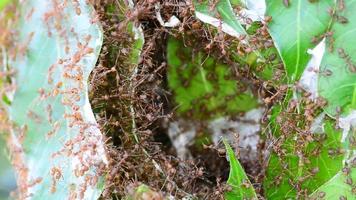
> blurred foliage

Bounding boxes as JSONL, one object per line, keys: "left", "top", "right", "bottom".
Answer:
{"left": 167, "top": 37, "right": 258, "bottom": 120}
{"left": 0, "top": 0, "right": 10, "bottom": 10}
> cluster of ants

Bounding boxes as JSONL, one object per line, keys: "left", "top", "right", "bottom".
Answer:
{"left": 1, "top": 0, "right": 354, "bottom": 199}
{"left": 1, "top": 0, "right": 108, "bottom": 199}
{"left": 88, "top": 0, "right": 284, "bottom": 199}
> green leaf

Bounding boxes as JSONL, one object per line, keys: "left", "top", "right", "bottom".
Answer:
{"left": 0, "top": 0, "right": 10, "bottom": 10}
{"left": 309, "top": 158, "right": 356, "bottom": 200}
{"left": 194, "top": 0, "right": 247, "bottom": 37}
{"left": 167, "top": 37, "right": 258, "bottom": 120}
{"left": 265, "top": 2, "right": 356, "bottom": 198}
{"left": 223, "top": 139, "right": 257, "bottom": 200}
{"left": 266, "top": 0, "right": 334, "bottom": 81}
{"left": 318, "top": 0, "right": 356, "bottom": 117}
{"left": 194, "top": 0, "right": 268, "bottom": 62}
{"left": 8, "top": 1, "right": 105, "bottom": 199}
{"left": 264, "top": 116, "right": 345, "bottom": 199}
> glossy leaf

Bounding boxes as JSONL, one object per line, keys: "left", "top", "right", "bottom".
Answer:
{"left": 193, "top": 0, "right": 283, "bottom": 82}
{"left": 311, "top": 2, "right": 356, "bottom": 196}
{"left": 194, "top": 0, "right": 247, "bottom": 37}
{"left": 193, "top": 0, "right": 267, "bottom": 61}
{"left": 309, "top": 158, "right": 356, "bottom": 200}
{"left": 8, "top": 1, "right": 106, "bottom": 199}
{"left": 167, "top": 37, "right": 258, "bottom": 120}
{"left": 266, "top": 0, "right": 334, "bottom": 81}
{"left": 318, "top": 0, "right": 356, "bottom": 117}
{"left": 223, "top": 139, "right": 257, "bottom": 200}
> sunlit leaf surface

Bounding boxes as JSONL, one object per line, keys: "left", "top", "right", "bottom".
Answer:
{"left": 309, "top": 160, "right": 356, "bottom": 200}
{"left": 194, "top": 0, "right": 247, "bottom": 37}
{"left": 318, "top": 0, "right": 356, "bottom": 117}
{"left": 266, "top": 0, "right": 333, "bottom": 81}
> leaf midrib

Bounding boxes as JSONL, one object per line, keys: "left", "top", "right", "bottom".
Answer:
{"left": 294, "top": 0, "right": 302, "bottom": 81}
